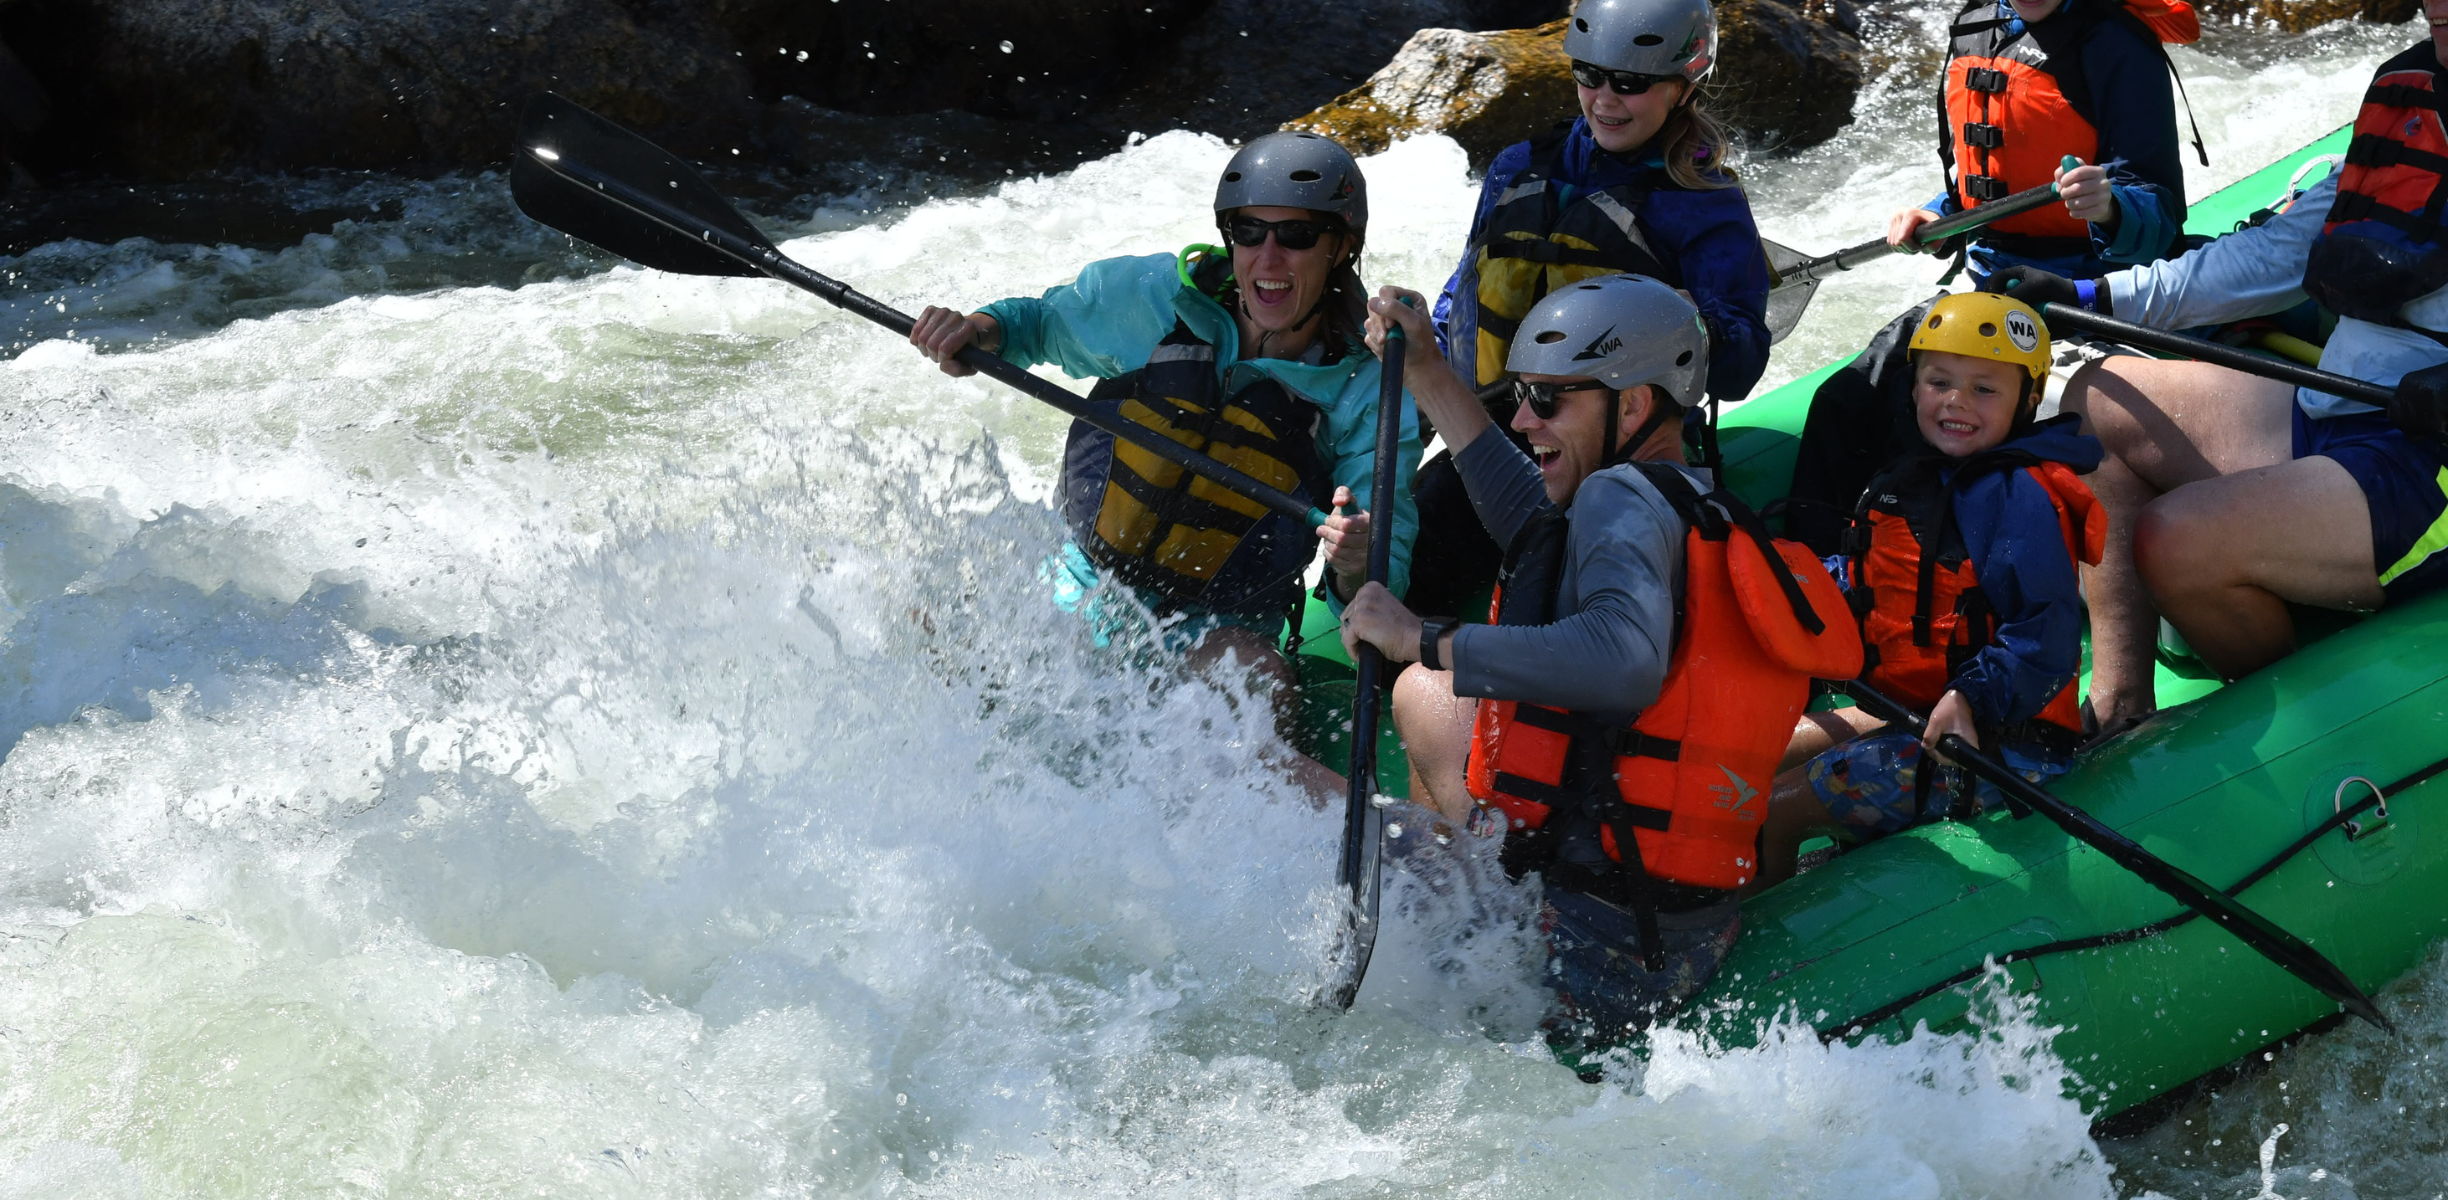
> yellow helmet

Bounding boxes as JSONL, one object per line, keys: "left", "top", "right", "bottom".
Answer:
{"left": 1907, "top": 292, "right": 2050, "bottom": 384}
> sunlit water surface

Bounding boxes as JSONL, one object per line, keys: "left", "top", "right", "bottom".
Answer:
{"left": 0, "top": 7, "right": 2435, "bottom": 1197}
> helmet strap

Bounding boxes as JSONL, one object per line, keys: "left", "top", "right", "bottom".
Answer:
{"left": 1605, "top": 385, "right": 1676, "bottom": 468}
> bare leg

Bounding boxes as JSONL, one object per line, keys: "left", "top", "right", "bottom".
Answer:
{"left": 1753, "top": 763, "right": 1836, "bottom": 892}
{"left": 2135, "top": 455, "right": 2382, "bottom": 679}
{"left": 1783, "top": 706, "right": 1889, "bottom": 772}
{"left": 1392, "top": 663, "right": 1479, "bottom": 823}
{"left": 2056, "top": 359, "right": 2295, "bottom": 724}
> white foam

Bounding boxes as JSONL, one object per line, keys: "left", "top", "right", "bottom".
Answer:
{"left": 0, "top": 4, "right": 2427, "bottom": 1193}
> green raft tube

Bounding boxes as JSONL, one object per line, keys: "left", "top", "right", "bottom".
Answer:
{"left": 1291, "top": 125, "right": 2448, "bottom": 1121}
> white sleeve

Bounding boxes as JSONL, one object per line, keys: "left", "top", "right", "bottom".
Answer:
{"left": 2106, "top": 173, "right": 2334, "bottom": 329}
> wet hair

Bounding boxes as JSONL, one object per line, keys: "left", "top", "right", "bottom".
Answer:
{"left": 1657, "top": 87, "right": 1740, "bottom": 191}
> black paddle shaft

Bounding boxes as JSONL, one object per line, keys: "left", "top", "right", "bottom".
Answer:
{"left": 2038, "top": 303, "right": 2399, "bottom": 408}
{"left": 1323, "top": 322, "right": 1402, "bottom": 1010}
{"left": 509, "top": 94, "right": 1323, "bottom": 528}
{"left": 1844, "top": 683, "right": 2390, "bottom": 1030}
{"left": 1773, "top": 179, "right": 2063, "bottom": 290}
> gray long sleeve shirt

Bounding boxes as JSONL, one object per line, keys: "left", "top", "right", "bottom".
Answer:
{"left": 1445, "top": 429, "right": 1705, "bottom": 723}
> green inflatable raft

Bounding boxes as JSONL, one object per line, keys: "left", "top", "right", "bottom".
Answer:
{"left": 1294, "top": 125, "right": 2448, "bottom": 1120}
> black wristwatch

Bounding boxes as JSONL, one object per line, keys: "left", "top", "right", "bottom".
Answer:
{"left": 1419, "top": 616, "right": 1460, "bottom": 671}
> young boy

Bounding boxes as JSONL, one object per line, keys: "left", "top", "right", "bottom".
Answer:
{"left": 1757, "top": 292, "right": 2106, "bottom": 887}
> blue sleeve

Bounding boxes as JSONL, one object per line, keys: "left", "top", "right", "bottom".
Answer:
{"left": 1949, "top": 470, "right": 2085, "bottom": 727}
{"left": 1644, "top": 187, "right": 1773, "bottom": 401}
{"left": 1315, "top": 361, "right": 1423, "bottom": 612}
{"left": 2083, "top": 26, "right": 2186, "bottom": 265}
{"left": 975, "top": 254, "right": 1184, "bottom": 380}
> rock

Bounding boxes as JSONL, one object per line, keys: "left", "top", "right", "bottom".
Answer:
{"left": 3, "top": 0, "right": 756, "bottom": 178}
{"left": 1281, "top": 0, "right": 1862, "bottom": 168}
{"left": 2191, "top": 0, "right": 2416, "bottom": 32}
{"left": 1281, "top": 20, "right": 1579, "bottom": 166}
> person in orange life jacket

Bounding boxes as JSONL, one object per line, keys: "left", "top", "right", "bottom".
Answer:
{"left": 1343, "top": 275, "right": 1857, "bottom": 1041}
{"left": 908, "top": 134, "right": 1420, "bottom": 758}
{"left": 1405, "top": 0, "right": 1772, "bottom": 619}
{"left": 1885, "top": 0, "right": 2193, "bottom": 286}
{"left": 1757, "top": 293, "right": 2105, "bottom": 888}
{"left": 1991, "top": 19, "right": 2448, "bottom": 737}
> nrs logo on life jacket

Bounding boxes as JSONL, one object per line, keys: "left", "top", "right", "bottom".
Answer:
{"left": 1465, "top": 464, "right": 1861, "bottom": 923}
{"left": 1459, "top": 130, "right": 1676, "bottom": 386}
{"left": 2303, "top": 44, "right": 2448, "bottom": 331}
{"left": 1844, "top": 437, "right": 2106, "bottom": 742}
{"left": 1059, "top": 319, "right": 1332, "bottom": 617}
{"left": 1939, "top": 0, "right": 2200, "bottom": 253}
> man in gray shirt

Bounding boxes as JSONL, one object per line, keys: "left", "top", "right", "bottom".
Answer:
{"left": 1340, "top": 274, "right": 1739, "bottom": 1043}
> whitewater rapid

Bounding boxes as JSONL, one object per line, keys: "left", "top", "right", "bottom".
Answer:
{"left": 0, "top": 7, "right": 2434, "bottom": 1197}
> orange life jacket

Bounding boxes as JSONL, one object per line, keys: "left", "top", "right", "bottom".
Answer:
{"left": 1940, "top": 0, "right": 2200, "bottom": 251}
{"left": 1464, "top": 464, "right": 1860, "bottom": 924}
{"left": 1845, "top": 444, "right": 2106, "bottom": 739}
{"left": 2301, "top": 44, "right": 2448, "bottom": 329}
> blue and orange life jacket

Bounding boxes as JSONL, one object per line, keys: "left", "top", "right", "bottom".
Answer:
{"left": 1940, "top": 0, "right": 2200, "bottom": 255}
{"left": 1843, "top": 438, "right": 2106, "bottom": 740}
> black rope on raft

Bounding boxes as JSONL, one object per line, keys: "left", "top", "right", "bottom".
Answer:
{"left": 1812, "top": 748, "right": 2448, "bottom": 1043}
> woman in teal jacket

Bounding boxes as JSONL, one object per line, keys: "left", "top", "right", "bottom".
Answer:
{"left": 909, "top": 132, "right": 1420, "bottom": 718}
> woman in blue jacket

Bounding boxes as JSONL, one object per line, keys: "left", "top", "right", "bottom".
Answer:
{"left": 908, "top": 133, "right": 1421, "bottom": 728}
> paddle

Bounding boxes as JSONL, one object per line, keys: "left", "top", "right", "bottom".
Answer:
{"left": 507, "top": 92, "right": 1327, "bottom": 529}
{"left": 1760, "top": 169, "right": 2068, "bottom": 345}
{"left": 1319, "top": 312, "right": 1406, "bottom": 1010}
{"left": 1844, "top": 682, "right": 2391, "bottom": 1031}
{"left": 2032, "top": 302, "right": 2402, "bottom": 406}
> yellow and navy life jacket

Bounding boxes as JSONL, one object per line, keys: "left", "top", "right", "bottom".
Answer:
{"left": 1059, "top": 320, "right": 1332, "bottom": 618}
{"left": 1462, "top": 129, "right": 1673, "bottom": 387}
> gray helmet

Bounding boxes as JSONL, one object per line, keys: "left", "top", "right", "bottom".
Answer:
{"left": 1565, "top": 0, "right": 1718, "bottom": 84}
{"left": 1505, "top": 274, "right": 1709, "bottom": 409}
{"left": 1213, "top": 131, "right": 1368, "bottom": 233}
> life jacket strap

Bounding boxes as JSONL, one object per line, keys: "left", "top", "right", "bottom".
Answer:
{"left": 1483, "top": 240, "right": 1626, "bottom": 269}
{"left": 1962, "top": 122, "right": 2005, "bottom": 149}
{"left": 1964, "top": 175, "right": 2012, "bottom": 202}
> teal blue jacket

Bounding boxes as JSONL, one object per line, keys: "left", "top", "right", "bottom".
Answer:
{"left": 981, "top": 252, "right": 1422, "bottom": 610}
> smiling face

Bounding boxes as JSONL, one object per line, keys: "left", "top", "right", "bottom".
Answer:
{"left": 1577, "top": 76, "right": 1688, "bottom": 155}
{"left": 1511, "top": 375, "right": 1655, "bottom": 505}
{"left": 2432, "top": 0, "right": 2448, "bottom": 66}
{"left": 1227, "top": 205, "right": 1350, "bottom": 346}
{"left": 1913, "top": 350, "right": 2032, "bottom": 458}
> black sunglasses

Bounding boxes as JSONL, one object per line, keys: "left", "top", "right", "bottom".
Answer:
{"left": 1224, "top": 215, "right": 1338, "bottom": 251}
{"left": 1570, "top": 60, "right": 1676, "bottom": 95}
{"left": 1512, "top": 377, "right": 1613, "bottom": 420}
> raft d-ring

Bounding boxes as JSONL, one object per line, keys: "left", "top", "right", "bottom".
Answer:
{"left": 2334, "top": 775, "right": 2390, "bottom": 841}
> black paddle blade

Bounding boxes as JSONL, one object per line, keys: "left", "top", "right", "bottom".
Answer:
{"left": 1761, "top": 238, "right": 1818, "bottom": 346}
{"left": 510, "top": 93, "right": 769, "bottom": 278}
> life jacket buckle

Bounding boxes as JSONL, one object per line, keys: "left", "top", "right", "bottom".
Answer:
{"left": 1962, "top": 122, "right": 2005, "bottom": 149}
{"left": 1965, "top": 66, "right": 2009, "bottom": 93}
{"left": 1965, "top": 175, "right": 2011, "bottom": 202}
{"left": 2336, "top": 775, "right": 2391, "bottom": 842}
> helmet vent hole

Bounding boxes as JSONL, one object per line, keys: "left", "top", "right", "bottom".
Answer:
{"left": 1574, "top": 17, "right": 1590, "bottom": 30}
{"left": 1223, "top": 171, "right": 1243, "bottom": 182}
{"left": 1576, "top": 282, "right": 1604, "bottom": 290}
{"left": 1634, "top": 33, "right": 1665, "bottom": 45}
{"left": 1925, "top": 315, "right": 1943, "bottom": 329}
{"left": 1534, "top": 331, "right": 1569, "bottom": 344}
{"left": 1978, "top": 321, "right": 1998, "bottom": 337}
{"left": 1675, "top": 351, "right": 1693, "bottom": 365}
{"left": 1289, "top": 169, "right": 1321, "bottom": 182}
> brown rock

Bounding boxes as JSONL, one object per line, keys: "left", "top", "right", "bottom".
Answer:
{"left": 1281, "top": 0, "right": 1862, "bottom": 168}
{"left": 1283, "top": 20, "right": 1579, "bottom": 165}
{"left": 2191, "top": 0, "right": 2416, "bottom": 33}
